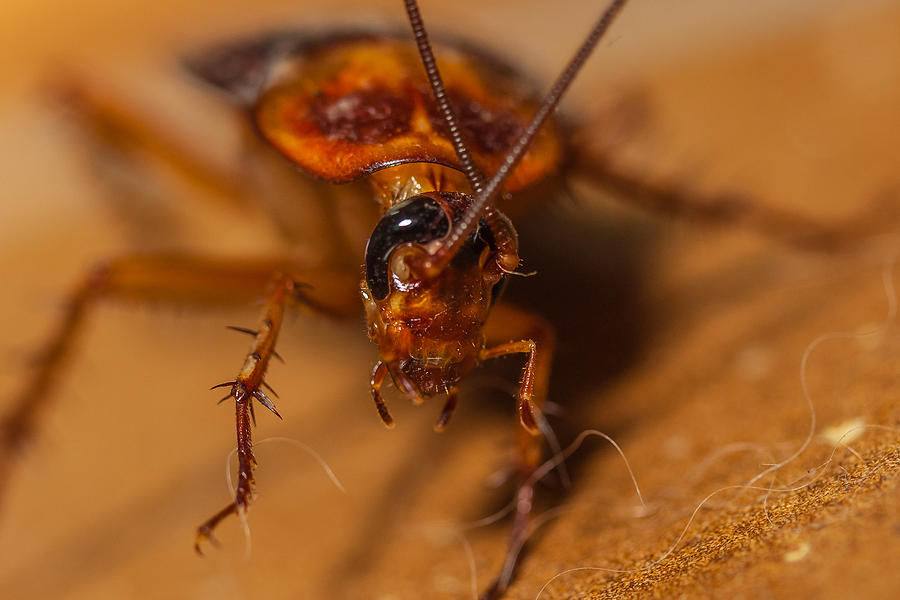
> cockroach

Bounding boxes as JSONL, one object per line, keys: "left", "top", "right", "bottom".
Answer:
{"left": 0, "top": 1, "right": 629, "bottom": 595}
{"left": 0, "top": 0, "right": 886, "bottom": 598}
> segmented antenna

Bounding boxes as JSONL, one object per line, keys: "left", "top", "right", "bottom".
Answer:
{"left": 406, "top": 0, "right": 631, "bottom": 275}
{"left": 404, "top": 0, "right": 486, "bottom": 194}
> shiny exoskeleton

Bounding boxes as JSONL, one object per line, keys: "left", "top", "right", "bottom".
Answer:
{"left": 362, "top": 190, "right": 524, "bottom": 430}
{"left": 0, "top": 2, "right": 634, "bottom": 599}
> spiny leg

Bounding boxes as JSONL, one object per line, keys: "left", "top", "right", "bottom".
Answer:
{"left": 52, "top": 73, "right": 365, "bottom": 261}
{"left": 478, "top": 303, "right": 556, "bottom": 600}
{"left": 195, "top": 273, "right": 295, "bottom": 551}
{"left": 573, "top": 143, "right": 898, "bottom": 251}
{"left": 0, "top": 255, "right": 357, "bottom": 513}
{"left": 0, "top": 265, "right": 107, "bottom": 498}
{"left": 51, "top": 73, "right": 253, "bottom": 211}
{"left": 480, "top": 339, "right": 540, "bottom": 434}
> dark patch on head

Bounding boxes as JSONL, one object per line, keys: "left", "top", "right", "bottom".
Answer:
{"left": 427, "top": 90, "right": 521, "bottom": 154}
{"left": 311, "top": 89, "right": 413, "bottom": 144}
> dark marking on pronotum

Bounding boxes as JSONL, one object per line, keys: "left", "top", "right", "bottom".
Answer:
{"left": 311, "top": 89, "right": 413, "bottom": 144}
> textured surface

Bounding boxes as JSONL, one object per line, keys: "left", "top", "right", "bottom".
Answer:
{"left": 1, "top": 2, "right": 899, "bottom": 599}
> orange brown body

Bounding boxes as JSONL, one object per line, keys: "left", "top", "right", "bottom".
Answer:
{"left": 187, "top": 30, "right": 565, "bottom": 435}
{"left": 0, "top": 3, "right": 635, "bottom": 599}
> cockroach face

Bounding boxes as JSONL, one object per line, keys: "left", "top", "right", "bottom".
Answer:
{"left": 361, "top": 191, "right": 508, "bottom": 398}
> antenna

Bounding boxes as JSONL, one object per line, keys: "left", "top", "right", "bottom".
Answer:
{"left": 404, "top": 0, "right": 486, "bottom": 194}
{"left": 405, "top": 0, "right": 631, "bottom": 277}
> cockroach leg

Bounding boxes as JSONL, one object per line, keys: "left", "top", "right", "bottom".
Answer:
{"left": 0, "top": 263, "right": 108, "bottom": 506}
{"left": 194, "top": 392, "right": 254, "bottom": 552}
{"left": 478, "top": 303, "right": 557, "bottom": 599}
{"left": 195, "top": 273, "right": 294, "bottom": 552}
{"left": 52, "top": 72, "right": 369, "bottom": 262}
{"left": 574, "top": 145, "right": 897, "bottom": 250}
{"left": 0, "top": 255, "right": 357, "bottom": 513}
{"left": 480, "top": 339, "right": 541, "bottom": 434}
{"left": 50, "top": 73, "right": 253, "bottom": 210}
{"left": 226, "top": 326, "right": 286, "bottom": 363}
{"left": 433, "top": 388, "right": 459, "bottom": 432}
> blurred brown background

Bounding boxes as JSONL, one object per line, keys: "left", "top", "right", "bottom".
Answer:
{"left": 1, "top": 1, "right": 900, "bottom": 599}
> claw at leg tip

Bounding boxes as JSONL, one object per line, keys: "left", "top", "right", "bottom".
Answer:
{"left": 194, "top": 526, "right": 220, "bottom": 556}
{"left": 518, "top": 400, "right": 540, "bottom": 436}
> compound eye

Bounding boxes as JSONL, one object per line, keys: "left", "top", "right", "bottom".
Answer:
{"left": 364, "top": 195, "right": 449, "bottom": 300}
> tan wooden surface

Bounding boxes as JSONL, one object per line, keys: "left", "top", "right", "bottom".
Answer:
{"left": 1, "top": 1, "right": 899, "bottom": 599}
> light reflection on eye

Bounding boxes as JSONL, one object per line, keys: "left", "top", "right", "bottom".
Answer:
{"left": 398, "top": 218, "right": 413, "bottom": 228}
